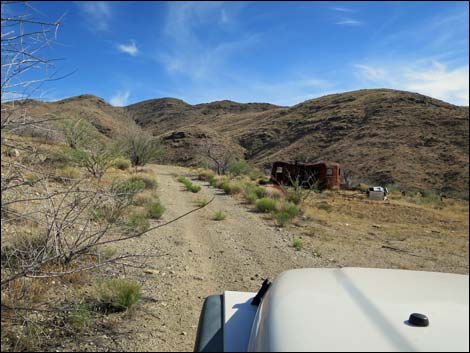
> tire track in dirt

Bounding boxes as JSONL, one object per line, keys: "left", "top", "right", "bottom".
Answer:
{"left": 114, "top": 165, "right": 325, "bottom": 352}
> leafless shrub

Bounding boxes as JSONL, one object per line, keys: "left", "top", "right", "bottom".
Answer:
{"left": 200, "top": 138, "right": 234, "bottom": 175}
{"left": 116, "top": 123, "right": 163, "bottom": 168}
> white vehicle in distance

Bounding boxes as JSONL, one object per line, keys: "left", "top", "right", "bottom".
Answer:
{"left": 194, "top": 268, "right": 469, "bottom": 352}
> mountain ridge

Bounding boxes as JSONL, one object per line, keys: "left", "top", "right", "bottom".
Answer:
{"left": 13, "top": 88, "right": 469, "bottom": 196}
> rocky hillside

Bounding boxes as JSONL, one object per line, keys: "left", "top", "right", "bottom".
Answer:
{"left": 13, "top": 89, "right": 470, "bottom": 196}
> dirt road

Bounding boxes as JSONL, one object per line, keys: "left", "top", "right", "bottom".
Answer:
{"left": 113, "top": 164, "right": 327, "bottom": 352}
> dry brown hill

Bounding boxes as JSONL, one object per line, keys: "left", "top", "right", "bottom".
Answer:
{"left": 13, "top": 89, "right": 470, "bottom": 196}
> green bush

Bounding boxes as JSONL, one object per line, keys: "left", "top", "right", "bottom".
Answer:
{"left": 96, "top": 278, "right": 141, "bottom": 312}
{"left": 228, "top": 159, "right": 252, "bottom": 176}
{"left": 188, "top": 184, "right": 201, "bottom": 193}
{"left": 177, "top": 176, "right": 201, "bottom": 193}
{"left": 46, "top": 149, "right": 74, "bottom": 166}
{"left": 254, "top": 186, "right": 268, "bottom": 198}
{"left": 111, "top": 179, "right": 146, "bottom": 201}
{"left": 126, "top": 212, "right": 150, "bottom": 233}
{"left": 256, "top": 198, "right": 276, "bottom": 213}
{"left": 293, "top": 238, "right": 303, "bottom": 251}
{"left": 213, "top": 211, "right": 226, "bottom": 221}
{"left": 68, "top": 302, "right": 92, "bottom": 332}
{"left": 287, "top": 189, "right": 303, "bottom": 205}
{"left": 128, "top": 174, "right": 157, "bottom": 190}
{"left": 146, "top": 199, "right": 165, "bottom": 219}
{"left": 272, "top": 202, "right": 301, "bottom": 227}
{"left": 113, "top": 157, "right": 131, "bottom": 170}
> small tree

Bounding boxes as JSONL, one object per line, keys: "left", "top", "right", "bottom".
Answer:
{"left": 117, "top": 125, "right": 162, "bottom": 168}
{"left": 201, "top": 138, "right": 234, "bottom": 175}
{"left": 70, "top": 143, "right": 117, "bottom": 180}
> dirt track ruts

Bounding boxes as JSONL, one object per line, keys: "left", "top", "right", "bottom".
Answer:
{"left": 114, "top": 164, "right": 325, "bottom": 352}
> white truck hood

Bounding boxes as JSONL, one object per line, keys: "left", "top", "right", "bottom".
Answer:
{"left": 223, "top": 268, "right": 469, "bottom": 352}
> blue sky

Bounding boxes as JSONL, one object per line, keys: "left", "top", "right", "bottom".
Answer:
{"left": 8, "top": 1, "right": 469, "bottom": 106}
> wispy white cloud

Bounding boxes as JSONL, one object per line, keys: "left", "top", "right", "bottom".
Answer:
{"left": 157, "top": 2, "right": 255, "bottom": 81}
{"left": 117, "top": 40, "right": 138, "bottom": 56}
{"left": 110, "top": 90, "right": 130, "bottom": 106}
{"left": 331, "top": 7, "right": 355, "bottom": 13}
{"left": 354, "top": 60, "right": 469, "bottom": 105}
{"left": 336, "top": 18, "right": 363, "bottom": 26}
{"left": 76, "top": 1, "right": 112, "bottom": 31}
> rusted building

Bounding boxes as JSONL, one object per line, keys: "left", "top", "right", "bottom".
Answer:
{"left": 270, "top": 161, "right": 341, "bottom": 189}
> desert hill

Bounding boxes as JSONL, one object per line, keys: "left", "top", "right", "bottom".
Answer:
{"left": 14, "top": 89, "right": 469, "bottom": 196}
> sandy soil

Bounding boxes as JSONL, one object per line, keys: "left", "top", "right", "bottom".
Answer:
{"left": 110, "top": 165, "right": 328, "bottom": 352}
{"left": 106, "top": 164, "right": 468, "bottom": 352}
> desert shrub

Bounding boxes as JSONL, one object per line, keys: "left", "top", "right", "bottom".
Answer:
{"left": 100, "top": 246, "right": 117, "bottom": 260}
{"left": 293, "top": 238, "right": 303, "bottom": 251}
{"left": 96, "top": 278, "right": 141, "bottom": 312}
{"left": 317, "top": 202, "right": 333, "bottom": 213}
{"left": 421, "top": 190, "right": 443, "bottom": 206}
{"left": 228, "top": 159, "right": 252, "bottom": 176}
{"left": 1, "top": 230, "right": 49, "bottom": 268}
{"left": 56, "top": 166, "right": 81, "bottom": 180}
{"left": 110, "top": 179, "right": 146, "bottom": 203}
{"left": 68, "top": 145, "right": 117, "bottom": 180}
{"left": 227, "top": 181, "right": 243, "bottom": 195}
{"left": 132, "top": 191, "right": 155, "bottom": 206}
{"left": 214, "top": 176, "right": 229, "bottom": 189}
{"left": 245, "top": 192, "right": 259, "bottom": 204}
{"left": 146, "top": 199, "right": 165, "bottom": 219}
{"left": 44, "top": 149, "right": 73, "bottom": 166}
{"left": 272, "top": 202, "right": 301, "bottom": 227}
{"left": 24, "top": 172, "right": 40, "bottom": 185}
{"left": 213, "top": 211, "right": 226, "bottom": 221}
{"left": 195, "top": 197, "right": 209, "bottom": 207}
{"left": 68, "top": 302, "right": 92, "bottom": 332}
{"left": 256, "top": 198, "right": 276, "bottom": 213}
{"left": 113, "top": 157, "right": 131, "bottom": 170}
{"left": 287, "top": 189, "right": 303, "bottom": 205}
{"left": 188, "top": 184, "right": 201, "bottom": 193}
{"left": 268, "top": 189, "right": 284, "bottom": 200}
{"left": 128, "top": 174, "right": 157, "bottom": 190}
{"left": 356, "top": 183, "right": 369, "bottom": 192}
{"left": 177, "top": 176, "right": 201, "bottom": 193}
{"left": 221, "top": 181, "right": 232, "bottom": 194}
{"left": 117, "top": 125, "right": 163, "bottom": 167}
{"left": 209, "top": 177, "right": 218, "bottom": 187}
{"left": 90, "top": 204, "right": 121, "bottom": 224}
{"left": 253, "top": 186, "right": 268, "bottom": 198}
{"left": 126, "top": 212, "right": 150, "bottom": 234}
{"left": 61, "top": 118, "right": 98, "bottom": 150}
{"left": 197, "top": 169, "right": 215, "bottom": 182}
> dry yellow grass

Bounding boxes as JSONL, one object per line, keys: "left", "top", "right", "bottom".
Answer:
{"left": 301, "top": 190, "right": 468, "bottom": 274}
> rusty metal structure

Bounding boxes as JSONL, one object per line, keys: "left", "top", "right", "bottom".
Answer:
{"left": 270, "top": 161, "right": 341, "bottom": 190}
